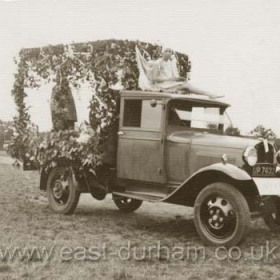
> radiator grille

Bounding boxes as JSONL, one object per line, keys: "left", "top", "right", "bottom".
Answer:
{"left": 255, "top": 142, "right": 274, "bottom": 164}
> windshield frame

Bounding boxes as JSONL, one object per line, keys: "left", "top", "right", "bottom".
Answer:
{"left": 166, "top": 98, "right": 229, "bottom": 134}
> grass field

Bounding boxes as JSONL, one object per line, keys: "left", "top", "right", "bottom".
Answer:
{"left": 1, "top": 151, "right": 280, "bottom": 279}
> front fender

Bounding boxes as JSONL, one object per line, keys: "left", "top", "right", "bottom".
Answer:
{"left": 190, "top": 162, "right": 252, "bottom": 181}
{"left": 163, "top": 163, "right": 259, "bottom": 210}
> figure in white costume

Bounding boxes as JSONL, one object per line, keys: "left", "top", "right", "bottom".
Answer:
{"left": 135, "top": 46, "right": 223, "bottom": 99}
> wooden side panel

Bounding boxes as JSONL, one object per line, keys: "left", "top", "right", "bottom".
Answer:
{"left": 117, "top": 138, "right": 163, "bottom": 182}
{"left": 165, "top": 142, "right": 190, "bottom": 183}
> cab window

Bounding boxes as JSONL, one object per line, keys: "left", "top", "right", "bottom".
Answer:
{"left": 123, "top": 100, "right": 142, "bottom": 127}
{"left": 123, "top": 99, "right": 162, "bottom": 130}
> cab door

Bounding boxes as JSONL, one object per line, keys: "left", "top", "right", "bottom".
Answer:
{"left": 117, "top": 97, "right": 166, "bottom": 183}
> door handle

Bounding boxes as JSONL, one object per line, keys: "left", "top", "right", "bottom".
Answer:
{"left": 118, "top": 131, "right": 124, "bottom": 136}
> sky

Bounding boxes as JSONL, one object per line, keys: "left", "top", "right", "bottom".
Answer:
{"left": 1, "top": 0, "right": 280, "bottom": 134}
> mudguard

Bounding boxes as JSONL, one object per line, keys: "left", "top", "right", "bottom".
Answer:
{"left": 187, "top": 162, "right": 252, "bottom": 181}
{"left": 163, "top": 162, "right": 280, "bottom": 208}
{"left": 196, "top": 163, "right": 280, "bottom": 196}
{"left": 163, "top": 162, "right": 257, "bottom": 206}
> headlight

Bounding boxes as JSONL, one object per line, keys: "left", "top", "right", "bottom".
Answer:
{"left": 243, "top": 147, "right": 258, "bottom": 166}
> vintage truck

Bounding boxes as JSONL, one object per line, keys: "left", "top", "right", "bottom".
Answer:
{"left": 40, "top": 90, "right": 280, "bottom": 246}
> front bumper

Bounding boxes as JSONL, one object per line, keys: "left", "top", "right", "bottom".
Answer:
{"left": 253, "top": 177, "right": 280, "bottom": 196}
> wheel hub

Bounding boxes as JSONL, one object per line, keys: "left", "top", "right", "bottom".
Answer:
{"left": 120, "top": 198, "right": 131, "bottom": 204}
{"left": 204, "top": 196, "right": 235, "bottom": 235}
{"left": 208, "top": 207, "right": 226, "bottom": 230}
{"left": 53, "top": 179, "right": 68, "bottom": 199}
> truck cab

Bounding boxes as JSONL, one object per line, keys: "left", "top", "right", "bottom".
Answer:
{"left": 114, "top": 90, "right": 231, "bottom": 198}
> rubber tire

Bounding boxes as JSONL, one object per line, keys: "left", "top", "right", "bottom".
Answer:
{"left": 113, "top": 195, "right": 143, "bottom": 213}
{"left": 263, "top": 196, "right": 280, "bottom": 231}
{"left": 46, "top": 166, "right": 80, "bottom": 215}
{"left": 194, "top": 182, "right": 250, "bottom": 247}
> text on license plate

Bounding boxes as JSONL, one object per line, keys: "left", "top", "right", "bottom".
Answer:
{"left": 252, "top": 164, "right": 276, "bottom": 177}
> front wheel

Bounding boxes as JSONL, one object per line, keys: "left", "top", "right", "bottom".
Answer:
{"left": 113, "top": 195, "right": 142, "bottom": 213}
{"left": 46, "top": 166, "right": 80, "bottom": 214}
{"left": 194, "top": 182, "right": 250, "bottom": 246}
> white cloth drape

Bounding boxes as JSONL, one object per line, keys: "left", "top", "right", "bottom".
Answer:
{"left": 135, "top": 46, "right": 158, "bottom": 91}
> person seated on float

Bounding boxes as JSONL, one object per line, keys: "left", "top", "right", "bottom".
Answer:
{"left": 135, "top": 46, "right": 223, "bottom": 99}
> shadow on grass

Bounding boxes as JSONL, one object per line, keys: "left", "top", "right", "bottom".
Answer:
{"left": 36, "top": 195, "right": 280, "bottom": 246}
{"left": 41, "top": 203, "right": 200, "bottom": 242}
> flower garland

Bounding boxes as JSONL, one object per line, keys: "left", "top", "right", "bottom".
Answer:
{"left": 8, "top": 39, "right": 191, "bottom": 171}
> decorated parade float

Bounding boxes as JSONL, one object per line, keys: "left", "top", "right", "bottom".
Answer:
{"left": 8, "top": 39, "right": 280, "bottom": 247}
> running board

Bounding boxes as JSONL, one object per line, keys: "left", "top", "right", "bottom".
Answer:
{"left": 112, "top": 191, "right": 166, "bottom": 202}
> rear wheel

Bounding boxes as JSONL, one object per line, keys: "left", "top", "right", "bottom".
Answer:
{"left": 46, "top": 166, "right": 80, "bottom": 214}
{"left": 194, "top": 182, "right": 250, "bottom": 246}
{"left": 113, "top": 195, "right": 142, "bottom": 213}
{"left": 263, "top": 196, "right": 280, "bottom": 231}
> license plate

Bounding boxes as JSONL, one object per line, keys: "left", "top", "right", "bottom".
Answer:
{"left": 252, "top": 164, "right": 276, "bottom": 177}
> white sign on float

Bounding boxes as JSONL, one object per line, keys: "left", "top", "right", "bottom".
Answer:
{"left": 25, "top": 82, "right": 93, "bottom": 132}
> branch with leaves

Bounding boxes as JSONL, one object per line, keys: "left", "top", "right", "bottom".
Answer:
{"left": 8, "top": 39, "right": 191, "bottom": 171}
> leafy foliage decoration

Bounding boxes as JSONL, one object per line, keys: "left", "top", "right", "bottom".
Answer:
{"left": 8, "top": 39, "right": 191, "bottom": 170}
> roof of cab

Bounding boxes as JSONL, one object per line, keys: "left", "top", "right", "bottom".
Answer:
{"left": 120, "top": 90, "right": 230, "bottom": 107}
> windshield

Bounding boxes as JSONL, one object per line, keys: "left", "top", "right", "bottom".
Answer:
{"left": 168, "top": 99, "right": 230, "bottom": 132}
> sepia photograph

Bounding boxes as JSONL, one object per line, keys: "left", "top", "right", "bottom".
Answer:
{"left": 1, "top": 0, "right": 280, "bottom": 279}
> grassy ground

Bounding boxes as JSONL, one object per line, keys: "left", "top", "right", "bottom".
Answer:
{"left": 1, "top": 151, "right": 280, "bottom": 279}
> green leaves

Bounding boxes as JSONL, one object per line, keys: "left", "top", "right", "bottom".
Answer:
{"left": 8, "top": 39, "right": 191, "bottom": 173}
